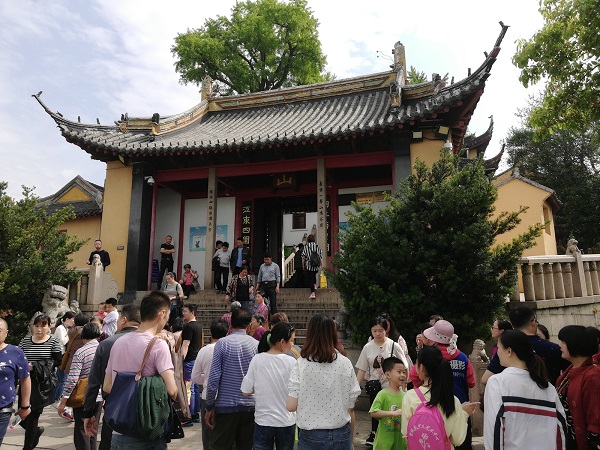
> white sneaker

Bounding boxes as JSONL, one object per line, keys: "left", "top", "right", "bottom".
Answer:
{"left": 309, "top": 293, "right": 316, "bottom": 299}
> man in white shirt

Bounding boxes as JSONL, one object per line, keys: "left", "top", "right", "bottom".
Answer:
{"left": 101, "top": 298, "right": 118, "bottom": 336}
{"left": 191, "top": 319, "right": 229, "bottom": 450}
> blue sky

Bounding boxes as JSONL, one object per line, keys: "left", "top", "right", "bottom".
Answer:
{"left": 0, "top": 0, "right": 544, "bottom": 199}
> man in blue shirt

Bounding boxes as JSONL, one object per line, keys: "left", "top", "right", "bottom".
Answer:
{"left": 482, "top": 306, "right": 569, "bottom": 386}
{"left": 0, "top": 318, "right": 31, "bottom": 446}
{"left": 205, "top": 309, "right": 258, "bottom": 450}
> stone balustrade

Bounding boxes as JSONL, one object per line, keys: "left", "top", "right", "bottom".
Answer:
{"left": 66, "top": 263, "right": 118, "bottom": 313}
{"left": 67, "top": 269, "right": 90, "bottom": 306}
{"left": 519, "top": 253, "right": 600, "bottom": 301}
{"left": 282, "top": 249, "right": 297, "bottom": 286}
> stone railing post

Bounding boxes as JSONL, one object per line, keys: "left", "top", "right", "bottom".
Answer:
{"left": 552, "top": 263, "right": 565, "bottom": 299}
{"left": 80, "top": 273, "right": 89, "bottom": 305}
{"left": 469, "top": 339, "right": 489, "bottom": 436}
{"left": 584, "top": 262, "right": 593, "bottom": 296}
{"left": 572, "top": 252, "right": 587, "bottom": 297}
{"left": 68, "top": 281, "right": 78, "bottom": 306}
{"left": 590, "top": 261, "right": 600, "bottom": 295}
{"left": 87, "top": 261, "right": 104, "bottom": 306}
{"left": 533, "top": 263, "right": 546, "bottom": 300}
{"left": 521, "top": 264, "right": 535, "bottom": 301}
{"left": 562, "top": 263, "right": 574, "bottom": 298}
{"left": 543, "top": 263, "right": 555, "bottom": 300}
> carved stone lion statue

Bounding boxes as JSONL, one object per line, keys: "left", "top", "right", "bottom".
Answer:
{"left": 335, "top": 306, "right": 350, "bottom": 337}
{"left": 565, "top": 239, "right": 581, "bottom": 255}
{"left": 92, "top": 253, "right": 103, "bottom": 267}
{"left": 470, "top": 339, "right": 489, "bottom": 363}
{"left": 39, "top": 285, "right": 70, "bottom": 327}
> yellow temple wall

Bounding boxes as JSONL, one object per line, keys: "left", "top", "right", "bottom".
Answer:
{"left": 410, "top": 138, "right": 447, "bottom": 171}
{"left": 99, "top": 161, "right": 132, "bottom": 291}
{"left": 493, "top": 178, "right": 557, "bottom": 256}
{"left": 60, "top": 215, "right": 102, "bottom": 270}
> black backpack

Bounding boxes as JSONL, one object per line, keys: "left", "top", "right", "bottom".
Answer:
{"left": 309, "top": 248, "right": 321, "bottom": 268}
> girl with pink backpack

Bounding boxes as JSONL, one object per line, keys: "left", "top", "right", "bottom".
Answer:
{"left": 401, "top": 346, "right": 478, "bottom": 449}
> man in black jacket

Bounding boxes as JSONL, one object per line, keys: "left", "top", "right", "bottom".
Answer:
{"left": 230, "top": 237, "right": 252, "bottom": 276}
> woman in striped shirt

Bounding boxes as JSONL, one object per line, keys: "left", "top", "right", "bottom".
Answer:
{"left": 18, "top": 314, "right": 63, "bottom": 450}
{"left": 57, "top": 322, "right": 102, "bottom": 450}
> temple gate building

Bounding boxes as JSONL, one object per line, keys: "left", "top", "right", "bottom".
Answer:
{"left": 36, "top": 25, "right": 547, "bottom": 303}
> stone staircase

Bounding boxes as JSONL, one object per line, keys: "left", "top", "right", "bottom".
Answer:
{"left": 185, "top": 288, "right": 343, "bottom": 345}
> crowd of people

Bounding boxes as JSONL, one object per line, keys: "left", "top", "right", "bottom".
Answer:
{"left": 1, "top": 296, "right": 599, "bottom": 450}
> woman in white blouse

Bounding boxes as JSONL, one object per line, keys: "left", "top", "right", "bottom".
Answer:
{"left": 54, "top": 311, "right": 76, "bottom": 349}
{"left": 355, "top": 315, "right": 409, "bottom": 446}
{"left": 287, "top": 314, "right": 361, "bottom": 450}
{"left": 53, "top": 311, "right": 76, "bottom": 402}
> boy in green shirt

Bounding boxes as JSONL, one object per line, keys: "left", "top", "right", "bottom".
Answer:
{"left": 369, "top": 357, "right": 408, "bottom": 450}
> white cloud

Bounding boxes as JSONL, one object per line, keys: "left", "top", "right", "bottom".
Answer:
{"left": 0, "top": 0, "right": 545, "bottom": 199}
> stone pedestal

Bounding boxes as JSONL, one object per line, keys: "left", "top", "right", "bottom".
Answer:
{"left": 87, "top": 261, "right": 119, "bottom": 308}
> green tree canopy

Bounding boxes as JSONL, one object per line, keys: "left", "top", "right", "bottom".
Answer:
{"left": 331, "top": 152, "right": 543, "bottom": 350}
{"left": 505, "top": 123, "right": 600, "bottom": 252}
{"left": 407, "top": 66, "right": 428, "bottom": 84}
{"left": 0, "top": 183, "right": 86, "bottom": 342}
{"left": 171, "top": 0, "right": 332, "bottom": 96}
{"left": 406, "top": 66, "right": 449, "bottom": 85}
{"left": 513, "top": 0, "right": 600, "bottom": 138}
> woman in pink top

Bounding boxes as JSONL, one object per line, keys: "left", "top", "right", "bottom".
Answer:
{"left": 179, "top": 264, "right": 199, "bottom": 298}
{"left": 252, "top": 293, "right": 269, "bottom": 320}
{"left": 249, "top": 314, "right": 267, "bottom": 341}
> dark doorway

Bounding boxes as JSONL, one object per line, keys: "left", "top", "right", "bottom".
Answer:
{"left": 252, "top": 196, "right": 317, "bottom": 274}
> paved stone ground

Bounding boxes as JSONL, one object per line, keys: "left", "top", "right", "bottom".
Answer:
{"left": 2, "top": 406, "right": 483, "bottom": 449}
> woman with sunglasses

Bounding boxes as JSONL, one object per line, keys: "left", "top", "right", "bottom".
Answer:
{"left": 356, "top": 316, "right": 409, "bottom": 446}
{"left": 490, "top": 318, "right": 512, "bottom": 358}
{"left": 241, "top": 322, "right": 297, "bottom": 450}
{"left": 287, "top": 314, "right": 361, "bottom": 450}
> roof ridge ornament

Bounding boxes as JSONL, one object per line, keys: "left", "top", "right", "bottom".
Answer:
{"left": 389, "top": 41, "right": 406, "bottom": 108}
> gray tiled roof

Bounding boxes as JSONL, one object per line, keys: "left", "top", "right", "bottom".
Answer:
{"left": 36, "top": 24, "right": 509, "bottom": 161}
{"left": 37, "top": 175, "right": 103, "bottom": 218}
{"left": 42, "top": 200, "right": 102, "bottom": 218}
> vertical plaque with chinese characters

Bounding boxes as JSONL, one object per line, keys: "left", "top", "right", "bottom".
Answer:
{"left": 326, "top": 196, "right": 331, "bottom": 256}
{"left": 207, "top": 188, "right": 215, "bottom": 237}
{"left": 241, "top": 200, "right": 252, "bottom": 248}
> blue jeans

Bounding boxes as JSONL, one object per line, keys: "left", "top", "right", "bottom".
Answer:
{"left": 55, "top": 368, "right": 67, "bottom": 400}
{"left": 183, "top": 360, "right": 200, "bottom": 417}
{"left": 0, "top": 411, "right": 10, "bottom": 446}
{"left": 110, "top": 434, "right": 167, "bottom": 449}
{"left": 298, "top": 423, "right": 352, "bottom": 450}
{"left": 254, "top": 423, "right": 295, "bottom": 450}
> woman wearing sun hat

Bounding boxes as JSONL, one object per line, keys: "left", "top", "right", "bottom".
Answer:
{"left": 408, "top": 319, "right": 476, "bottom": 450}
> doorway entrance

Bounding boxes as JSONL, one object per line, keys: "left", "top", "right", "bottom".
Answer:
{"left": 252, "top": 196, "right": 317, "bottom": 273}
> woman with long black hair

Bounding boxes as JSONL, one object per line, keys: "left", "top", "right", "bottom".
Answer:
{"left": 483, "top": 329, "right": 566, "bottom": 449}
{"left": 402, "top": 345, "right": 472, "bottom": 449}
